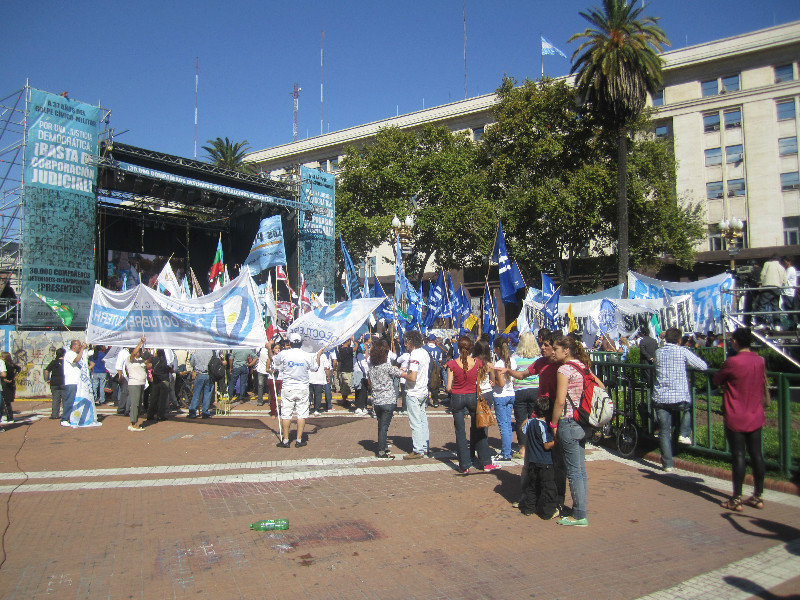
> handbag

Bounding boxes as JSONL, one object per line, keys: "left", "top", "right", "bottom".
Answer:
{"left": 475, "top": 386, "right": 496, "bottom": 428}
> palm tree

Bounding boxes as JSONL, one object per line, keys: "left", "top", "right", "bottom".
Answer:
{"left": 569, "top": 0, "right": 668, "bottom": 286}
{"left": 202, "top": 137, "right": 253, "bottom": 173}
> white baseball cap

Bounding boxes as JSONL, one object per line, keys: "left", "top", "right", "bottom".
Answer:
{"left": 288, "top": 332, "right": 302, "bottom": 343}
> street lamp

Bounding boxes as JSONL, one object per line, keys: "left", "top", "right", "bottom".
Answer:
{"left": 392, "top": 214, "right": 414, "bottom": 258}
{"left": 718, "top": 218, "right": 744, "bottom": 270}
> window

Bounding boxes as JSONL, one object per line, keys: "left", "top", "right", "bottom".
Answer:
{"left": 721, "top": 74, "right": 740, "bottom": 93}
{"left": 655, "top": 124, "right": 669, "bottom": 139}
{"left": 726, "top": 144, "right": 744, "bottom": 164}
{"left": 708, "top": 229, "right": 724, "bottom": 251}
{"left": 703, "top": 112, "right": 720, "bottom": 132}
{"left": 779, "top": 137, "right": 798, "bottom": 156}
{"left": 782, "top": 171, "right": 800, "bottom": 191}
{"left": 727, "top": 178, "right": 746, "bottom": 197}
{"left": 784, "top": 216, "right": 800, "bottom": 246}
{"left": 317, "top": 161, "right": 327, "bottom": 173}
{"left": 357, "top": 257, "right": 377, "bottom": 279}
{"left": 705, "top": 147, "right": 722, "bottom": 166}
{"left": 724, "top": 109, "right": 741, "bottom": 129}
{"left": 472, "top": 126, "right": 484, "bottom": 141}
{"left": 775, "top": 64, "right": 795, "bottom": 84}
{"left": 777, "top": 100, "right": 796, "bottom": 121}
{"left": 652, "top": 89, "right": 664, "bottom": 106}
{"left": 701, "top": 79, "right": 718, "bottom": 97}
{"left": 329, "top": 157, "right": 339, "bottom": 171}
{"left": 706, "top": 181, "right": 723, "bottom": 199}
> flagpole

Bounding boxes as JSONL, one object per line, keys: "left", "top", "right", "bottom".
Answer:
{"left": 485, "top": 221, "right": 501, "bottom": 284}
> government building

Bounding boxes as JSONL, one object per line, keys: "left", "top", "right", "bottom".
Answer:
{"left": 245, "top": 20, "right": 800, "bottom": 297}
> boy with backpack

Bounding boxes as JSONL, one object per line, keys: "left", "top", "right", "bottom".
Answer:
{"left": 519, "top": 397, "right": 558, "bottom": 519}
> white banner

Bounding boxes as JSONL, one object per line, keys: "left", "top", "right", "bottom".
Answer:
{"left": 518, "top": 294, "right": 694, "bottom": 337}
{"left": 288, "top": 298, "right": 386, "bottom": 352}
{"left": 627, "top": 270, "right": 733, "bottom": 331}
{"left": 86, "top": 267, "right": 266, "bottom": 349}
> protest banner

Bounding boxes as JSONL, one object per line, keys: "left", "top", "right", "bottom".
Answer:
{"left": 288, "top": 298, "right": 385, "bottom": 352}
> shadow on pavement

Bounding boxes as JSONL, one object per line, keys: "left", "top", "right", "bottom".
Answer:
{"left": 722, "top": 513, "right": 800, "bottom": 545}
{"left": 492, "top": 468, "right": 521, "bottom": 502}
{"left": 722, "top": 575, "right": 798, "bottom": 599}
{"left": 156, "top": 416, "right": 272, "bottom": 429}
{"left": 639, "top": 467, "right": 727, "bottom": 506}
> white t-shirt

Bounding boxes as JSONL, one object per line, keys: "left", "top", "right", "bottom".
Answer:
{"left": 271, "top": 348, "right": 319, "bottom": 387}
{"left": 407, "top": 347, "right": 430, "bottom": 396}
{"left": 0, "top": 359, "right": 6, "bottom": 376}
{"left": 115, "top": 347, "right": 131, "bottom": 380}
{"left": 492, "top": 358, "right": 516, "bottom": 396}
{"left": 784, "top": 266, "right": 797, "bottom": 298}
{"left": 309, "top": 352, "right": 331, "bottom": 385}
{"left": 64, "top": 349, "right": 81, "bottom": 386}
{"left": 256, "top": 347, "right": 270, "bottom": 374}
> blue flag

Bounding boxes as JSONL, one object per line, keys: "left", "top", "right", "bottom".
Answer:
{"left": 493, "top": 222, "right": 526, "bottom": 304}
{"left": 395, "top": 235, "right": 408, "bottom": 304}
{"left": 243, "top": 215, "right": 287, "bottom": 276}
{"left": 542, "top": 273, "right": 560, "bottom": 329}
{"left": 424, "top": 272, "right": 446, "bottom": 328}
{"left": 483, "top": 285, "right": 497, "bottom": 341}
{"left": 372, "top": 279, "right": 393, "bottom": 322}
{"left": 541, "top": 36, "right": 567, "bottom": 58}
{"left": 363, "top": 273, "right": 371, "bottom": 299}
{"left": 598, "top": 298, "right": 616, "bottom": 334}
{"left": 340, "top": 237, "right": 362, "bottom": 300}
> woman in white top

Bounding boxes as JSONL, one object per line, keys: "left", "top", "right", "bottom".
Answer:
{"left": 125, "top": 337, "right": 148, "bottom": 431}
{"left": 492, "top": 337, "right": 517, "bottom": 461}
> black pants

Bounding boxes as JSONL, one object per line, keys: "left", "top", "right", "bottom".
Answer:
{"left": 354, "top": 385, "right": 368, "bottom": 411}
{"left": 521, "top": 462, "right": 558, "bottom": 518}
{"left": 1, "top": 383, "right": 14, "bottom": 421}
{"left": 147, "top": 381, "right": 169, "bottom": 420}
{"left": 725, "top": 427, "right": 765, "bottom": 498}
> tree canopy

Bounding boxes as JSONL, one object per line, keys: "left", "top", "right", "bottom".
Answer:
{"left": 202, "top": 137, "right": 254, "bottom": 173}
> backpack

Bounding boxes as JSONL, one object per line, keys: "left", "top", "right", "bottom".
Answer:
{"left": 568, "top": 361, "right": 614, "bottom": 429}
{"left": 427, "top": 354, "right": 441, "bottom": 392}
{"left": 207, "top": 355, "right": 226, "bottom": 382}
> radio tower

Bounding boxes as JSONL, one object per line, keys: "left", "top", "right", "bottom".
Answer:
{"left": 291, "top": 83, "right": 301, "bottom": 141}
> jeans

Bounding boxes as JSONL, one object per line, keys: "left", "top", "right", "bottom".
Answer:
{"left": 310, "top": 383, "right": 325, "bottom": 412}
{"left": 50, "top": 385, "right": 66, "bottom": 419}
{"left": 725, "top": 427, "right": 765, "bottom": 498}
{"left": 655, "top": 402, "right": 691, "bottom": 468}
{"left": 91, "top": 373, "right": 107, "bottom": 403}
{"left": 62, "top": 384, "right": 78, "bottom": 423}
{"left": 190, "top": 373, "right": 213, "bottom": 415}
{"left": 450, "top": 392, "right": 492, "bottom": 471}
{"left": 374, "top": 404, "right": 395, "bottom": 453}
{"left": 406, "top": 393, "right": 429, "bottom": 454}
{"left": 558, "top": 417, "right": 588, "bottom": 520}
{"left": 354, "top": 385, "right": 368, "bottom": 411}
{"left": 513, "top": 387, "right": 539, "bottom": 427}
{"left": 323, "top": 382, "right": 332, "bottom": 411}
{"left": 228, "top": 365, "right": 249, "bottom": 399}
{"left": 116, "top": 378, "right": 130, "bottom": 414}
{"left": 494, "top": 394, "right": 516, "bottom": 458}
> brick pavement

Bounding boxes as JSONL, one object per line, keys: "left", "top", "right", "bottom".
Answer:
{"left": 0, "top": 401, "right": 798, "bottom": 600}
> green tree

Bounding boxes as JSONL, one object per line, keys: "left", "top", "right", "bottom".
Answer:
{"left": 202, "top": 137, "right": 254, "bottom": 173}
{"left": 336, "top": 125, "right": 494, "bottom": 283}
{"left": 481, "top": 77, "right": 702, "bottom": 292}
{"left": 569, "top": 0, "right": 669, "bottom": 286}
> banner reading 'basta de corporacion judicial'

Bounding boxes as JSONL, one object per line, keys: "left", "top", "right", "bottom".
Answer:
{"left": 86, "top": 268, "right": 266, "bottom": 349}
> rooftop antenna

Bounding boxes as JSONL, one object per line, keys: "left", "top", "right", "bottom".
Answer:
{"left": 194, "top": 57, "right": 199, "bottom": 159}
{"left": 291, "top": 83, "right": 301, "bottom": 141}
{"left": 320, "top": 29, "right": 325, "bottom": 136}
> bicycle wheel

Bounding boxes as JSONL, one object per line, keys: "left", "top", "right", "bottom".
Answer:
{"left": 617, "top": 422, "right": 638, "bottom": 458}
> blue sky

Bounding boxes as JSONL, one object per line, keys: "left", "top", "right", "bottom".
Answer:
{"left": 3, "top": 1, "right": 798, "bottom": 159}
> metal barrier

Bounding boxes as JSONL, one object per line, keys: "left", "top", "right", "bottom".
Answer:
{"left": 589, "top": 357, "right": 798, "bottom": 476}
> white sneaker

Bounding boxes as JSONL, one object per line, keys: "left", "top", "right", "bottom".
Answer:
{"left": 354, "top": 408, "right": 363, "bottom": 415}
{"left": 663, "top": 466, "right": 674, "bottom": 473}
{"left": 678, "top": 436, "right": 692, "bottom": 445}
{"left": 0, "top": 417, "right": 7, "bottom": 423}
{"left": 60, "top": 421, "right": 72, "bottom": 427}
{"left": 128, "top": 424, "right": 144, "bottom": 432}
{"left": 313, "top": 411, "right": 321, "bottom": 416}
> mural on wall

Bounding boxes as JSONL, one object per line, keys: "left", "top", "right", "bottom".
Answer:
{"left": 9, "top": 330, "right": 73, "bottom": 398}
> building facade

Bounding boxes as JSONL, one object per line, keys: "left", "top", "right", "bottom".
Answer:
{"left": 246, "top": 20, "right": 800, "bottom": 286}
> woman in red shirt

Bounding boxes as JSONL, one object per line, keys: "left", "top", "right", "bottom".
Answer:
{"left": 446, "top": 336, "right": 499, "bottom": 474}
{"left": 712, "top": 327, "right": 768, "bottom": 512}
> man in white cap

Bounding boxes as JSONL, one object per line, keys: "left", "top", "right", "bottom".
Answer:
{"left": 269, "top": 332, "right": 325, "bottom": 447}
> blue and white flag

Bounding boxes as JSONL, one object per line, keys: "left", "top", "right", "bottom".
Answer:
{"left": 424, "top": 271, "right": 446, "bottom": 328}
{"left": 340, "top": 237, "right": 362, "bottom": 300}
{"left": 289, "top": 297, "right": 386, "bottom": 353}
{"left": 86, "top": 267, "right": 267, "bottom": 349}
{"left": 542, "top": 273, "right": 561, "bottom": 328}
{"left": 483, "top": 285, "right": 497, "bottom": 340}
{"left": 597, "top": 298, "right": 617, "bottom": 334}
{"left": 68, "top": 354, "right": 101, "bottom": 428}
{"left": 541, "top": 36, "right": 567, "bottom": 58}
{"left": 244, "top": 215, "right": 287, "bottom": 276}
{"left": 394, "top": 235, "right": 408, "bottom": 304}
{"left": 492, "top": 222, "right": 526, "bottom": 303}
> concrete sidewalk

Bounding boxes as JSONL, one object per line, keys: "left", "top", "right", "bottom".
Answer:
{"left": 0, "top": 406, "right": 797, "bottom": 600}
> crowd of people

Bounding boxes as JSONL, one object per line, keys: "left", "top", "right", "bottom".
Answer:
{"left": 15, "top": 319, "right": 773, "bottom": 526}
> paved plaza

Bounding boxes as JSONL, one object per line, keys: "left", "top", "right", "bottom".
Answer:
{"left": 0, "top": 400, "right": 798, "bottom": 600}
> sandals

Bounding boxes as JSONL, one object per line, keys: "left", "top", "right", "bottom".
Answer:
{"left": 721, "top": 496, "right": 744, "bottom": 512}
{"left": 744, "top": 496, "right": 765, "bottom": 509}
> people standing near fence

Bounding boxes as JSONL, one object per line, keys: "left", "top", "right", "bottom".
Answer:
{"left": 652, "top": 327, "right": 708, "bottom": 473}
{"left": 44, "top": 348, "right": 66, "bottom": 420}
{"left": 713, "top": 327, "right": 768, "bottom": 512}
{"left": 551, "top": 336, "right": 605, "bottom": 527}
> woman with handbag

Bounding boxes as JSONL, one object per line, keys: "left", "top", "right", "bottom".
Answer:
{"left": 551, "top": 336, "right": 604, "bottom": 527}
{"left": 445, "top": 336, "right": 499, "bottom": 474}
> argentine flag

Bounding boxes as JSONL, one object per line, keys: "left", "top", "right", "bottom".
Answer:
{"left": 541, "top": 36, "right": 567, "bottom": 59}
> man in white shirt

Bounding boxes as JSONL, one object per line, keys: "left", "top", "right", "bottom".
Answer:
{"left": 783, "top": 256, "right": 798, "bottom": 329}
{"left": 399, "top": 330, "right": 430, "bottom": 459}
{"left": 269, "top": 333, "right": 323, "bottom": 448}
{"left": 310, "top": 351, "right": 331, "bottom": 416}
{"left": 62, "top": 339, "right": 86, "bottom": 427}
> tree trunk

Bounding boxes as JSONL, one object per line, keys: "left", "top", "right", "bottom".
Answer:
{"left": 616, "top": 127, "right": 629, "bottom": 294}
